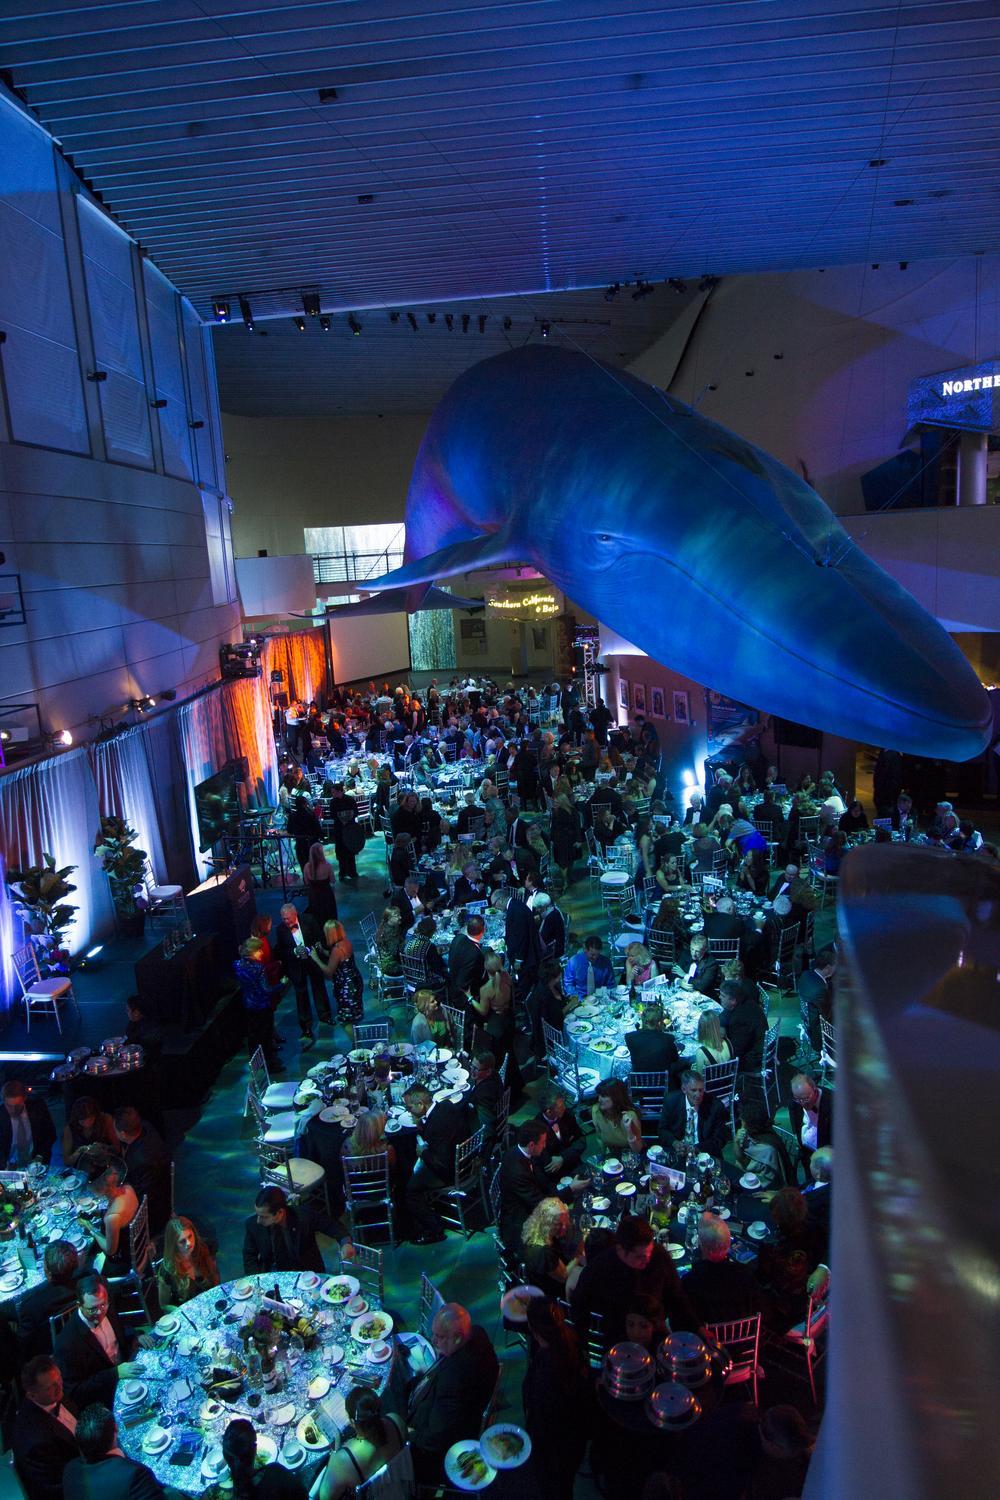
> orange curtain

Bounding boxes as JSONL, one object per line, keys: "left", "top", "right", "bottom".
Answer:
{"left": 263, "top": 630, "right": 328, "bottom": 704}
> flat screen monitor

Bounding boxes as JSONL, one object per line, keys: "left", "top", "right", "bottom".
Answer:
{"left": 194, "top": 764, "right": 242, "bottom": 851}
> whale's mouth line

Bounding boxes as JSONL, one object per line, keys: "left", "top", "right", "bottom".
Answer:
{"left": 572, "top": 546, "right": 985, "bottom": 739}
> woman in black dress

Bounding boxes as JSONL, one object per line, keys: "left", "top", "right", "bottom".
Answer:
{"left": 302, "top": 842, "right": 338, "bottom": 924}
{"left": 522, "top": 1298, "right": 591, "bottom": 1500}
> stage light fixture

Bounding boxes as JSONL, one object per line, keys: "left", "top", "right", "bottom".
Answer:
{"left": 319, "top": 315, "right": 331, "bottom": 331}
{"left": 444, "top": 314, "right": 454, "bottom": 331}
{"left": 503, "top": 316, "right": 512, "bottom": 331}
{"left": 540, "top": 321, "right": 550, "bottom": 338}
{"left": 389, "top": 310, "right": 401, "bottom": 324}
{"left": 293, "top": 316, "right": 306, "bottom": 332}
{"left": 46, "top": 728, "right": 73, "bottom": 748}
{"left": 212, "top": 301, "right": 231, "bottom": 322}
{"left": 407, "top": 312, "right": 418, "bottom": 332}
{"left": 604, "top": 282, "right": 620, "bottom": 302}
{"left": 667, "top": 278, "right": 687, "bottom": 294}
{"left": 239, "top": 296, "right": 254, "bottom": 332}
{"left": 302, "top": 292, "right": 321, "bottom": 318}
{"left": 131, "top": 696, "right": 156, "bottom": 713}
{"left": 461, "top": 314, "right": 470, "bottom": 333}
{"left": 478, "top": 315, "right": 487, "bottom": 334}
{"left": 348, "top": 315, "right": 362, "bottom": 336}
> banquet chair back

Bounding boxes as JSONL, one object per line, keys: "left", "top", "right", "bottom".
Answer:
{"left": 141, "top": 861, "right": 187, "bottom": 927}
{"left": 497, "top": 1053, "right": 509, "bottom": 1087}
{"left": 647, "top": 931, "right": 676, "bottom": 966}
{"left": 360, "top": 912, "right": 379, "bottom": 952}
{"left": 541, "top": 1017, "right": 565, "bottom": 1057}
{"left": 247, "top": 1047, "right": 298, "bottom": 1115}
{"left": 629, "top": 1071, "right": 670, "bottom": 1133}
{"left": 557, "top": 1299, "right": 605, "bottom": 1370}
{"left": 752, "top": 819, "right": 773, "bottom": 841}
{"left": 772, "top": 924, "right": 800, "bottom": 989}
{"left": 12, "top": 944, "right": 76, "bottom": 1035}
{"left": 432, "top": 1126, "right": 488, "bottom": 1237}
{"left": 819, "top": 1016, "right": 838, "bottom": 1080}
{"left": 352, "top": 1242, "right": 385, "bottom": 1305}
{"left": 711, "top": 849, "right": 729, "bottom": 876}
{"left": 106, "top": 1195, "right": 155, "bottom": 1326}
{"left": 605, "top": 844, "right": 633, "bottom": 874}
{"left": 707, "top": 937, "right": 740, "bottom": 961}
{"left": 492, "top": 1087, "right": 512, "bottom": 1153}
{"left": 756, "top": 1022, "right": 781, "bottom": 1118}
{"left": 257, "top": 1141, "right": 330, "bottom": 1215}
{"left": 354, "top": 795, "right": 374, "bottom": 838}
{"left": 479, "top": 1367, "right": 503, "bottom": 1435}
{"left": 353, "top": 1442, "right": 415, "bottom": 1500}
{"left": 702, "top": 1056, "right": 740, "bottom": 1136}
{"left": 342, "top": 1152, "right": 394, "bottom": 1244}
{"left": 706, "top": 1313, "right": 763, "bottom": 1403}
{"left": 418, "top": 1272, "right": 446, "bottom": 1340}
{"left": 548, "top": 1040, "right": 582, "bottom": 1103}
{"left": 355, "top": 1019, "right": 393, "bottom": 1048}
{"left": 777, "top": 1290, "right": 829, "bottom": 1404}
{"left": 401, "top": 947, "right": 431, "bottom": 999}
{"left": 441, "top": 1003, "right": 469, "bottom": 1054}
{"left": 47, "top": 1302, "right": 77, "bottom": 1351}
{"left": 585, "top": 829, "right": 606, "bottom": 890}
{"left": 797, "top": 815, "right": 820, "bottom": 843}
{"left": 467, "top": 813, "right": 486, "bottom": 841}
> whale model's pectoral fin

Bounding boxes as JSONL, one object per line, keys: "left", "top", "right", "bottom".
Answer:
{"left": 328, "top": 585, "right": 485, "bottom": 615}
{"left": 363, "top": 526, "right": 519, "bottom": 592}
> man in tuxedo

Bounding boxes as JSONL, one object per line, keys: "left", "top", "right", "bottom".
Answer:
{"left": 683, "top": 1217, "right": 762, "bottom": 1326}
{"left": 406, "top": 1304, "right": 500, "bottom": 1483}
{"left": 625, "top": 1003, "right": 682, "bottom": 1080}
{"left": 563, "top": 935, "right": 615, "bottom": 998}
{"left": 1, "top": 1080, "right": 56, "bottom": 1167}
{"left": 403, "top": 1085, "right": 473, "bottom": 1244}
{"left": 470, "top": 1051, "right": 503, "bottom": 1153}
{"left": 674, "top": 935, "right": 721, "bottom": 998}
{"left": 16, "top": 1239, "right": 80, "bottom": 1360}
{"left": 327, "top": 782, "right": 360, "bottom": 880}
{"left": 788, "top": 1074, "right": 833, "bottom": 1169}
{"left": 718, "top": 981, "right": 767, "bottom": 1072}
{"left": 242, "top": 1186, "right": 325, "bottom": 1275}
{"left": 504, "top": 806, "right": 531, "bottom": 851}
{"left": 448, "top": 914, "right": 487, "bottom": 1005}
{"left": 702, "top": 895, "right": 747, "bottom": 947}
{"left": 501, "top": 889, "right": 542, "bottom": 994}
{"left": 802, "top": 1146, "right": 833, "bottom": 1258}
{"left": 11, "top": 1356, "right": 79, "bottom": 1500}
{"left": 485, "top": 837, "right": 534, "bottom": 891}
{"left": 54, "top": 1275, "right": 141, "bottom": 1408}
{"left": 571, "top": 1216, "right": 698, "bottom": 1349}
{"left": 658, "top": 1071, "right": 729, "bottom": 1157}
{"left": 63, "top": 1403, "right": 164, "bottom": 1500}
{"left": 455, "top": 793, "right": 484, "bottom": 837}
{"left": 389, "top": 874, "right": 423, "bottom": 933}
{"left": 452, "top": 862, "right": 488, "bottom": 908}
{"left": 532, "top": 1083, "right": 586, "bottom": 1176}
{"left": 274, "top": 902, "right": 331, "bottom": 1047}
{"left": 113, "top": 1108, "right": 171, "bottom": 1235}
{"left": 498, "top": 1122, "right": 562, "bottom": 1250}
{"left": 797, "top": 947, "right": 837, "bottom": 1052}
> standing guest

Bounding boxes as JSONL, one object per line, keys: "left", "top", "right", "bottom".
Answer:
{"left": 242, "top": 1187, "right": 323, "bottom": 1275}
{"left": 113, "top": 1108, "right": 171, "bottom": 1235}
{"left": 469, "top": 953, "right": 520, "bottom": 1089}
{"left": 63, "top": 1403, "right": 164, "bottom": 1500}
{"left": 797, "top": 947, "right": 836, "bottom": 1053}
{"left": 624, "top": 1004, "right": 682, "bottom": 1079}
{"left": 1, "top": 1080, "right": 56, "bottom": 1167}
{"left": 502, "top": 888, "right": 543, "bottom": 995}
{"left": 498, "top": 1123, "right": 568, "bottom": 1251}
{"left": 389, "top": 832, "right": 416, "bottom": 889}
{"left": 285, "top": 793, "right": 323, "bottom": 876}
{"left": 718, "top": 980, "right": 767, "bottom": 1072}
{"left": 563, "top": 935, "right": 614, "bottom": 997}
{"left": 83, "top": 1166, "right": 139, "bottom": 1278}
{"left": 221, "top": 1417, "right": 307, "bottom": 1500}
{"left": 234, "top": 937, "right": 283, "bottom": 1072}
{"left": 448, "top": 914, "right": 487, "bottom": 1006}
{"left": 301, "top": 842, "right": 338, "bottom": 925}
{"left": 533, "top": 1083, "right": 587, "bottom": 1176}
{"left": 309, "top": 920, "right": 365, "bottom": 1046}
{"left": 402, "top": 1085, "right": 472, "bottom": 1246}
{"left": 11, "top": 1356, "right": 79, "bottom": 1500}
{"left": 327, "top": 783, "right": 360, "bottom": 881}
{"left": 156, "top": 1217, "right": 220, "bottom": 1311}
{"left": 658, "top": 1071, "right": 728, "bottom": 1157}
{"left": 406, "top": 1305, "right": 500, "bottom": 1484}
{"left": 123, "top": 998, "right": 163, "bottom": 1063}
{"left": 754, "top": 1188, "right": 820, "bottom": 1330}
{"left": 62, "top": 1097, "right": 118, "bottom": 1171}
{"left": 549, "top": 782, "right": 580, "bottom": 884}
{"left": 529, "top": 891, "right": 567, "bottom": 959}
{"left": 410, "top": 989, "right": 451, "bottom": 1048}
{"left": 274, "top": 903, "right": 331, "bottom": 1049}
{"left": 316, "top": 1388, "right": 406, "bottom": 1500}
{"left": 691, "top": 1011, "right": 734, "bottom": 1073}
{"left": 54, "top": 1274, "right": 142, "bottom": 1407}
{"left": 751, "top": 1405, "right": 816, "bottom": 1499}
{"left": 16, "top": 1241, "right": 79, "bottom": 1360}
{"left": 571, "top": 1216, "right": 697, "bottom": 1347}
{"left": 590, "top": 1079, "right": 643, "bottom": 1155}
{"left": 522, "top": 1299, "right": 589, "bottom": 1500}
{"left": 525, "top": 960, "right": 573, "bottom": 1059}
{"left": 802, "top": 1146, "right": 833, "bottom": 1257}
{"left": 250, "top": 914, "right": 282, "bottom": 986}
{"left": 788, "top": 1073, "right": 833, "bottom": 1168}
{"left": 683, "top": 1216, "right": 762, "bottom": 1324}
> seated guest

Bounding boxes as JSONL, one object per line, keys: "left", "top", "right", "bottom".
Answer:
{"left": 684, "top": 1215, "right": 762, "bottom": 1324}
{"left": 317, "top": 1388, "right": 406, "bottom": 1500}
{"left": 521, "top": 1198, "right": 583, "bottom": 1300}
{"left": 754, "top": 1187, "right": 821, "bottom": 1330}
{"left": 373, "top": 906, "right": 405, "bottom": 975}
{"left": 735, "top": 1100, "right": 796, "bottom": 1191}
{"left": 452, "top": 861, "right": 489, "bottom": 908}
{"left": 406, "top": 1304, "right": 499, "bottom": 1485}
{"left": 389, "top": 875, "right": 423, "bottom": 932}
{"left": 624, "top": 1293, "right": 669, "bottom": 1352}
{"left": 402, "top": 1084, "right": 472, "bottom": 1245}
{"left": 525, "top": 960, "right": 572, "bottom": 1058}
{"left": 63, "top": 1403, "right": 164, "bottom": 1500}
{"left": 673, "top": 935, "right": 721, "bottom": 997}
{"left": 591, "top": 1079, "right": 643, "bottom": 1155}
{"left": 388, "top": 832, "right": 416, "bottom": 889}
{"left": 11, "top": 1355, "right": 79, "bottom": 1500}
{"left": 156, "top": 1216, "right": 220, "bottom": 1311}
{"left": 690, "top": 1011, "right": 733, "bottom": 1074}
{"left": 623, "top": 941, "right": 658, "bottom": 989}
{"left": 658, "top": 1070, "right": 728, "bottom": 1157}
{"left": 839, "top": 799, "right": 869, "bottom": 834}
{"left": 410, "top": 988, "right": 451, "bottom": 1048}
{"left": 718, "top": 980, "right": 767, "bottom": 1071}
{"left": 54, "top": 1274, "right": 141, "bottom": 1408}
{"left": 803, "top": 1146, "right": 833, "bottom": 1257}
{"left": 702, "top": 895, "right": 746, "bottom": 945}
{"left": 571, "top": 1215, "right": 697, "bottom": 1348}
{"left": 113, "top": 1107, "right": 171, "bottom": 1235}
{"left": 470, "top": 1052, "right": 503, "bottom": 1151}
{"left": 222, "top": 1417, "right": 307, "bottom": 1500}
{"left": 533, "top": 1083, "right": 586, "bottom": 1175}
{"left": 342, "top": 1109, "right": 396, "bottom": 1175}
{"left": 625, "top": 1003, "right": 682, "bottom": 1079}
{"left": 62, "top": 1097, "right": 118, "bottom": 1172}
{"left": 1, "top": 1080, "right": 56, "bottom": 1167}
{"left": 563, "top": 935, "right": 614, "bottom": 997}
{"left": 16, "top": 1240, "right": 79, "bottom": 1360}
{"left": 797, "top": 947, "right": 836, "bottom": 1052}
{"left": 498, "top": 1122, "right": 566, "bottom": 1251}
{"left": 83, "top": 1166, "right": 139, "bottom": 1278}
{"left": 242, "top": 1186, "right": 323, "bottom": 1276}
{"left": 788, "top": 1073, "right": 833, "bottom": 1168}
{"left": 403, "top": 918, "right": 449, "bottom": 993}
{"left": 455, "top": 791, "right": 483, "bottom": 837}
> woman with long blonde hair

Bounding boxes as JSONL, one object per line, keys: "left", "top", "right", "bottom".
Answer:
{"left": 342, "top": 1109, "right": 396, "bottom": 1173}
{"left": 691, "top": 1010, "right": 733, "bottom": 1073}
{"left": 157, "top": 1216, "right": 220, "bottom": 1310}
{"left": 310, "top": 919, "right": 365, "bottom": 1044}
{"left": 521, "top": 1197, "right": 582, "bottom": 1299}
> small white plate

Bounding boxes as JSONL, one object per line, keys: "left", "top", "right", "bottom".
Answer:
{"left": 0, "top": 1271, "right": 25, "bottom": 1293}
{"left": 590, "top": 1197, "right": 611, "bottom": 1211}
{"left": 200, "top": 1399, "right": 224, "bottom": 1422}
{"left": 269, "top": 1403, "right": 296, "bottom": 1427}
{"left": 296, "top": 1416, "right": 331, "bottom": 1451}
{"left": 351, "top": 1310, "right": 393, "bottom": 1343}
{"left": 615, "top": 1182, "right": 636, "bottom": 1197}
{"left": 481, "top": 1424, "right": 532, "bottom": 1470}
{"left": 298, "top": 1272, "right": 320, "bottom": 1289}
{"left": 385, "top": 1119, "right": 403, "bottom": 1133}
{"left": 231, "top": 1281, "right": 255, "bottom": 1299}
{"left": 739, "top": 1173, "right": 761, "bottom": 1190}
{"left": 202, "top": 1449, "right": 227, "bottom": 1481}
{"left": 279, "top": 1444, "right": 307, "bottom": 1471}
{"left": 155, "top": 1313, "right": 181, "bottom": 1336}
{"left": 499, "top": 1285, "right": 544, "bottom": 1325}
{"left": 307, "top": 1375, "right": 330, "bottom": 1399}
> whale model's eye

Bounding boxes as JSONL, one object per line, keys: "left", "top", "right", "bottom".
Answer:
{"left": 597, "top": 533, "right": 614, "bottom": 542}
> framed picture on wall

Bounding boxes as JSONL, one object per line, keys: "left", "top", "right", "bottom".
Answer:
{"left": 460, "top": 618, "right": 488, "bottom": 656}
{"left": 672, "top": 690, "right": 691, "bottom": 726}
{"left": 633, "top": 683, "right": 647, "bottom": 716}
{"left": 649, "top": 686, "right": 665, "bottom": 719}
{"left": 619, "top": 678, "right": 630, "bottom": 710}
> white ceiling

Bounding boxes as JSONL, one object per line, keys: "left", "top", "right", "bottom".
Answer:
{"left": 4, "top": 0, "right": 1000, "bottom": 411}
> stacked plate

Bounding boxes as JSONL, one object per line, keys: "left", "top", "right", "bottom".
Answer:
{"left": 657, "top": 1332, "right": 713, "bottom": 1389}
{"left": 645, "top": 1380, "right": 702, "bottom": 1430}
{"left": 602, "top": 1341, "right": 655, "bottom": 1402}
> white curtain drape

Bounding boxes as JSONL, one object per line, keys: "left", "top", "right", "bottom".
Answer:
{"left": 89, "top": 727, "right": 167, "bottom": 882}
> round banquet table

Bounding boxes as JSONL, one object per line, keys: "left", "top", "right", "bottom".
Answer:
{"left": 0, "top": 1165, "right": 100, "bottom": 1309}
{"left": 564, "top": 983, "right": 722, "bottom": 1081}
{"left": 114, "top": 1272, "right": 396, "bottom": 1494}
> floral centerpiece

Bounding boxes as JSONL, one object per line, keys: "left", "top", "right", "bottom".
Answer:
{"left": 93, "top": 815, "right": 148, "bottom": 936}
{"left": 240, "top": 1304, "right": 320, "bottom": 1355}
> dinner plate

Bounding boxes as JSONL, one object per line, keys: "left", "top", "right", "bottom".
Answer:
{"left": 367, "top": 1341, "right": 393, "bottom": 1363}
{"left": 256, "top": 1435, "right": 278, "bottom": 1464}
{"left": 348, "top": 1048, "right": 371, "bottom": 1063}
{"left": 307, "top": 1063, "right": 332, "bottom": 1080}
{"left": 445, "top": 1440, "right": 496, "bottom": 1491}
{"left": 319, "top": 1107, "right": 346, "bottom": 1124}
{"left": 320, "top": 1274, "right": 359, "bottom": 1305}
{"left": 269, "top": 1403, "right": 296, "bottom": 1427}
{"left": 499, "top": 1285, "right": 544, "bottom": 1325}
{"left": 739, "top": 1173, "right": 761, "bottom": 1190}
{"left": 481, "top": 1424, "right": 532, "bottom": 1470}
{"left": 351, "top": 1310, "right": 393, "bottom": 1343}
{"left": 668, "top": 1243, "right": 687, "bottom": 1261}
{"left": 155, "top": 1313, "right": 181, "bottom": 1336}
{"left": 429, "top": 1047, "right": 454, "bottom": 1063}
{"left": 307, "top": 1375, "right": 331, "bottom": 1399}
{"left": 591, "top": 1040, "right": 613, "bottom": 1053}
{"left": 231, "top": 1281, "right": 255, "bottom": 1299}
{"left": 0, "top": 1270, "right": 25, "bottom": 1293}
{"left": 142, "top": 1427, "right": 171, "bottom": 1455}
{"left": 296, "top": 1416, "right": 331, "bottom": 1451}
{"left": 568, "top": 1019, "right": 593, "bottom": 1033}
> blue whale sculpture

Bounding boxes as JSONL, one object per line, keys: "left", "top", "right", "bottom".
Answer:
{"left": 367, "top": 346, "right": 991, "bottom": 760}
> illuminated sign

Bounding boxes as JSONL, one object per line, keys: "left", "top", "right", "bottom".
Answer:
{"left": 485, "top": 586, "right": 562, "bottom": 621}
{"left": 908, "top": 359, "right": 1000, "bottom": 433}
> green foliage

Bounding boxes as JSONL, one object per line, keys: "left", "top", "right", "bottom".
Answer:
{"left": 7, "top": 852, "right": 78, "bottom": 943}
{"left": 93, "top": 814, "right": 148, "bottom": 918}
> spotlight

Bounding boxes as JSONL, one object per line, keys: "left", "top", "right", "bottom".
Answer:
{"left": 426, "top": 312, "right": 436, "bottom": 325}
{"left": 212, "top": 301, "right": 230, "bottom": 323}
{"left": 667, "top": 278, "right": 687, "bottom": 295}
{"left": 348, "top": 315, "right": 362, "bottom": 336}
{"left": 319, "top": 315, "right": 331, "bottom": 331}
{"left": 131, "top": 696, "right": 156, "bottom": 713}
{"left": 238, "top": 296, "right": 254, "bottom": 332}
{"left": 604, "top": 282, "right": 620, "bottom": 302}
{"left": 293, "top": 316, "right": 306, "bottom": 332}
{"left": 159, "top": 689, "right": 177, "bottom": 702}
{"left": 478, "top": 314, "right": 487, "bottom": 333}
{"left": 631, "top": 280, "right": 655, "bottom": 300}
{"left": 461, "top": 314, "right": 470, "bottom": 333}
{"left": 46, "top": 728, "right": 73, "bottom": 748}
{"left": 389, "top": 310, "right": 401, "bottom": 324}
{"left": 0, "top": 728, "right": 9, "bottom": 742}
{"left": 503, "top": 316, "right": 512, "bottom": 331}
{"left": 85, "top": 945, "right": 104, "bottom": 959}
{"left": 540, "top": 321, "right": 550, "bottom": 338}
{"left": 899, "top": 260, "right": 908, "bottom": 270}
{"left": 444, "top": 314, "right": 454, "bottom": 331}
{"left": 407, "top": 312, "right": 418, "bottom": 332}
{"left": 302, "top": 292, "right": 321, "bottom": 318}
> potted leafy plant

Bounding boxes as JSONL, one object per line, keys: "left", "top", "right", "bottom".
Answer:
{"left": 93, "top": 814, "right": 148, "bottom": 937}
{"left": 7, "top": 853, "right": 78, "bottom": 969}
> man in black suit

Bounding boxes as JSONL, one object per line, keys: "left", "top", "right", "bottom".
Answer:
{"left": 524, "top": 960, "right": 570, "bottom": 1059}
{"left": 718, "top": 981, "right": 767, "bottom": 1072}
{"left": 674, "top": 936, "right": 721, "bottom": 998}
{"left": 447, "top": 915, "right": 487, "bottom": 1005}
{"left": 54, "top": 1275, "right": 141, "bottom": 1409}
{"left": 504, "top": 807, "right": 531, "bottom": 851}
{"left": 625, "top": 1003, "right": 682, "bottom": 1081}
{"left": 63, "top": 1403, "right": 164, "bottom": 1500}
{"left": 242, "top": 1185, "right": 325, "bottom": 1274}
{"left": 1, "top": 1080, "right": 56, "bottom": 1167}
{"left": 683, "top": 1216, "right": 762, "bottom": 1326}
{"left": 327, "top": 782, "right": 360, "bottom": 880}
{"left": 571, "top": 1216, "right": 698, "bottom": 1349}
{"left": 403, "top": 1084, "right": 473, "bottom": 1245}
{"left": 485, "top": 837, "right": 534, "bottom": 891}
{"left": 497, "top": 1121, "right": 560, "bottom": 1250}
{"left": 389, "top": 874, "right": 423, "bottom": 933}
{"left": 16, "top": 1239, "right": 79, "bottom": 1360}
{"left": 532, "top": 1083, "right": 586, "bottom": 1176}
{"left": 406, "top": 1303, "right": 500, "bottom": 1483}
{"left": 797, "top": 947, "right": 836, "bottom": 1052}
{"left": 501, "top": 890, "right": 542, "bottom": 994}
{"left": 702, "top": 895, "right": 747, "bottom": 947}
{"left": 452, "top": 862, "right": 488, "bottom": 908}
{"left": 274, "top": 902, "right": 331, "bottom": 1046}
{"left": 788, "top": 1074, "right": 833, "bottom": 1169}
{"left": 470, "top": 1052, "right": 503, "bottom": 1153}
{"left": 658, "top": 1071, "right": 729, "bottom": 1157}
{"left": 455, "top": 793, "right": 485, "bottom": 837}
{"left": 802, "top": 1146, "right": 833, "bottom": 1258}
{"left": 11, "top": 1356, "right": 80, "bottom": 1500}
{"left": 112, "top": 1108, "right": 171, "bottom": 1235}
